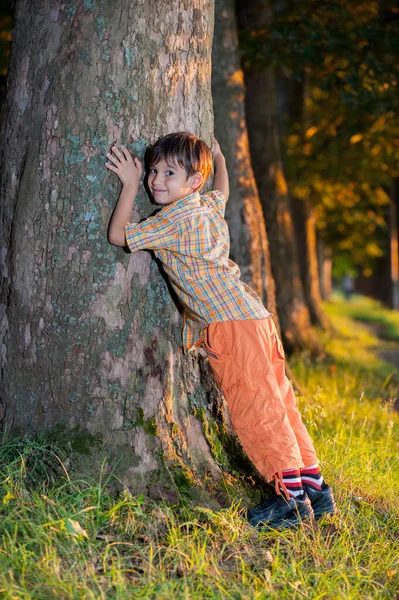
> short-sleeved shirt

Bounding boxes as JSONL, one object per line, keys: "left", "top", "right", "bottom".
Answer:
{"left": 124, "top": 190, "right": 272, "bottom": 353}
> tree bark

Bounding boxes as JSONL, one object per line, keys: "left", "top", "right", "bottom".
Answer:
{"left": 235, "top": 0, "right": 321, "bottom": 354}
{"left": 212, "top": 0, "right": 276, "bottom": 316}
{"left": 0, "top": 0, "right": 264, "bottom": 504}
{"left": 276, "top": 73, "right": 329, "bottom": 329}
{"left": 212, "top": 0, "right": 306, "bottom": 392}
{"left": 290, "top": 195, "right": 330, "bottom": 327}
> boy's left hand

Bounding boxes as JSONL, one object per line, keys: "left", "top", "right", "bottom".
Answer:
{"left": 105, "top": 145, "right": 143, "bottom": 188}
{"left": 212, "top": 139, "right": 224, "bottom": 160}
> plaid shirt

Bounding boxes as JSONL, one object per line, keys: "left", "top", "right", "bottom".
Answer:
{"left": 125, "top": 190, "right": 272, "bottom": 353}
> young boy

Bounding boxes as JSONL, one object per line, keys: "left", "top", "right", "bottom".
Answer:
{"left": 106, "top": 131, "right": 336, "bottom": 530}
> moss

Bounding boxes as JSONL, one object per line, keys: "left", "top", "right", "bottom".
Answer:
{"left": 196, "top": 410, "right": 229, "bottom": 469}
{"left": 124, "top": 408, "right": 157, "bottom": 435}
{"left": 193, "top": 406, "right": 230, "bottom": 467}
{"left": 193, "top": 405, "right": 206, "bottom": 423}
{"left": 131, "top": 407, "right": 144, "bottom": 427}
{"left": 142, "top": 417, "right": 158, "bottom": 437}
{"left": 168, "top": 465, "right": 196, "bottom": 501}
{"left": 45, "top": 423, "right": 103, "bottom": 456}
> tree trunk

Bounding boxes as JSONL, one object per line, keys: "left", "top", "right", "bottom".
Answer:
{"left": 355, "top": 197, "right": 392, "bottom": 307}
{"left": 212, "top": 0, "right": 306, "bottom": 392}
{"left": 389, "top": 178, "right": 399, "bottom": 309}
{"left": 316, "top": 236, "right": 333, "bottom": 301}
{"left": 0, "top": 0, "right": 264, "bottom": 505}
{"left": 276, "top": 73, "right": 329, "bottom": 329}
{"left": 212, "top": 0, "right": 276, "bottom": 316}
{"left": 235, "top": 0, "right": 321, "bottom": 354}
{"left": 290, "top": 195, "right": 330, "bottom": 327}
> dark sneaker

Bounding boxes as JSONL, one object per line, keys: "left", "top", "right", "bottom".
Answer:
{"left": 247, "top": 493, "right": 315, "bottom": 530}
{"left": 303, "top": 482, "right": 336, "bottom": 520}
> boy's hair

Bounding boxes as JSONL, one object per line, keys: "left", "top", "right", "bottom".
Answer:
{"left": 146, "top": 132, "right": 213, "bottom": 186}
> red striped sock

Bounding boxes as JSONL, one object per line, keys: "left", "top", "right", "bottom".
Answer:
{"left": 280, "top": 468, "right": 304, "bottom": 499}
{"left": 300, "top": 464, "right": 324, "bottom": 491}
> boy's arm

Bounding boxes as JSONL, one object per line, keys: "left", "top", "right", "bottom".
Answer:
{"left": 212, "top": 140, "right": 229, "bottom": 201}
{"left": 105, "top": 145, "right": 143, "bottom": 247}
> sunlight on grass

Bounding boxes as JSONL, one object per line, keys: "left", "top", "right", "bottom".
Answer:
{"left": 0, "top": 294, "right": 399, "bottom": 598}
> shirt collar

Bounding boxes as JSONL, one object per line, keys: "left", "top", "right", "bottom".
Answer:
{"left": 158, "top": 191, "right": 201, "bottom": 214}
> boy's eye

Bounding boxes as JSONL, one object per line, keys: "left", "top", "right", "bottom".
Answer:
{"left": 166, "top": 170, "right": 174, "bottom": 176}
{"left": 150, "top": 168, "right": 156, "bottom": 173}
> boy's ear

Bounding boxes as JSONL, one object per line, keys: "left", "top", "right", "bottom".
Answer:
{"left": 190, "top": 171, "right": 203, "bottom": 190}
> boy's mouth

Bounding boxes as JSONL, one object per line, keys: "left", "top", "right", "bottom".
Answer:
{"left": 152, "top": 188, "right": 167, "bottom": 193}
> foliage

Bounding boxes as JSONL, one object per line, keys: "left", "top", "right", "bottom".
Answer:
{"left": 239, "top": 0, "right": 399, "bottom": 276}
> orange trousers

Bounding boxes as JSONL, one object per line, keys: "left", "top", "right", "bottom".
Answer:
{"left": 203, "top": 317, "right": 318, "bottom": 483}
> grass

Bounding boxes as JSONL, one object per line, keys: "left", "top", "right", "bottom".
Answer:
{"left": 1, "top": 293, "right": 399, "bottom": 599}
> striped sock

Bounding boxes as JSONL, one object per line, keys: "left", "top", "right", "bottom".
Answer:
{"left": 280, "top": 468, "right": 305, "bottom": 499}
{"left": 300, "top": 464, "right": 324, "bottom": 491}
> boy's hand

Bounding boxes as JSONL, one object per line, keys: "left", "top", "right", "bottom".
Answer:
{"left": 212, "top": 139, "right": 224, "bottom": 161}
{"left": 212, "top": 138, "right": 229, "bottom": 201}
{"left": 105, "top": 145, "right": 143, "bottom": 188}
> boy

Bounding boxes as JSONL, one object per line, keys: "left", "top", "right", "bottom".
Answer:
{"left": 106, "top": 131, "right": 336, "bottom": 530}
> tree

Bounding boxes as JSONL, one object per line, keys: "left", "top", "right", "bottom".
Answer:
{"left": 276, "top": 72, "right": 329, "bottom": 328}
{"left": 0, "top": 0, "right": 266, "bottom": 503}
{"left": 251, "top": 0, "right": 399, "bottom": 302}
{"left": 212, "top": 0, "right": 277, "bottom": 323}
{"left": 236, "top": 0, "right": 322, "bottom": 354}
{"left": 212, "top": 0, "right": 307, "bottom": 389}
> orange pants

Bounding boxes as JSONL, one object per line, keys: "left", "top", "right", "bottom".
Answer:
{"left": 203, "top": 317, "right": 318, "bottom": 483}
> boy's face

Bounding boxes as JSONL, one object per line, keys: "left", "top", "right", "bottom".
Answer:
{"left": 148, "top": 159, "right": 201, "bottom": 206}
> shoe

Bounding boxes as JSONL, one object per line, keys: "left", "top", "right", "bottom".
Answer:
{"left": 303, "top": 482, "right": 336, "bottom": 520}
{"left": 247, "top": 492, "right": 315, "bottom": 530}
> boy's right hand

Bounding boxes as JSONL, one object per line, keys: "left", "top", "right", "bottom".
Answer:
{"left": 105, "top": 145, "right": 143, "bottom": 188}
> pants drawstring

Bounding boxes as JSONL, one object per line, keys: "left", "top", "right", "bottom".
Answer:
{"left": 274, "top": 471, "right": 291, "bottom": 502}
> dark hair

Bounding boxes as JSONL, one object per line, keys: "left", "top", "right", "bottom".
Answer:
{"left": 146, "top": 131, "right": 213, "bottom": 187}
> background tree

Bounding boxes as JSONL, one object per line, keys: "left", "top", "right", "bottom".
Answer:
{"left": 236, "top": 0, "right": 322, "bottom": 354}
{"left": 212, "top": 0, "right": 307, "bottom": 389}
{"left": 276, "top": 71, "right": 329, "bottom": 328}
{"left": 0, "top": 0, "right": 267, "bottom": 504}
{"left": 246, "top": 0, "right": 399, "bottom": 307}
{"left": 212, "top": 0, "right": 277, "bottom": 323}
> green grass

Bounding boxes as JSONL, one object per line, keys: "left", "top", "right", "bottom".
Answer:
{"left": 1, "top": 293, "right": 399, "bottom": 599}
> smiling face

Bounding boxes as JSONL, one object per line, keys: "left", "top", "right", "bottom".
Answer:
{"left": 148, "top": 159, "right": 202, "bottom": 206}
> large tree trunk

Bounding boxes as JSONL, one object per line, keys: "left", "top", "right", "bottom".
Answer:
{"left": 235, "top": 0, "right": 321, "bottom": 354}
{"left": 212, "top": 0, "right": 276, "bottom": 314}
{"left": 0, "top": 0, "right": 264, "bottom": 505}
{"left": 212, "top": 0, "right": 306, "bottom": 391}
